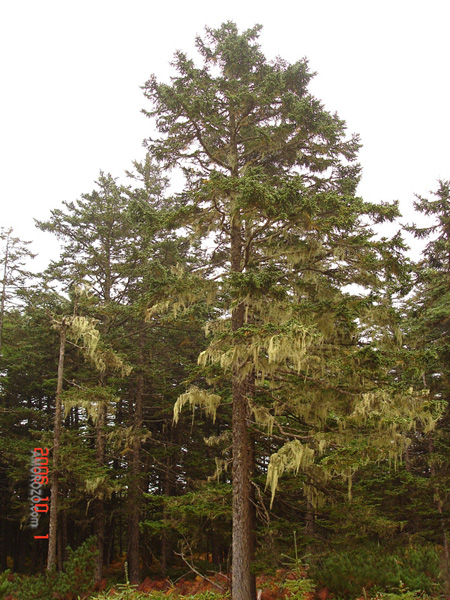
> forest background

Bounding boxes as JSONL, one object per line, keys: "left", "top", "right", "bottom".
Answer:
{"left": 1, "top": 4, "right": 450, "bottom": 600}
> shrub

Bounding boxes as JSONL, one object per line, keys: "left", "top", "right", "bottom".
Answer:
{"left": 1, "top": 536, "right": 98, "bottom": 600}
{"left": 283, "top": 572, "right": 316, "bottom": 600}
{"left": 89, "top": 585, "right": 229, "bottom": 600}
{"left": 311, "top": 545, "right": 440, "bottom": 597}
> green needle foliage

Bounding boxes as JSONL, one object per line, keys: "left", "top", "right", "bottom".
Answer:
{"left": 141, "top": 21, "right": 433, "bottom": 600}
{"left": 1, "top": 536, "right": 98, "bottom": 600}
{"left": 2, "top": 20, "right": 450, "bottom": 598}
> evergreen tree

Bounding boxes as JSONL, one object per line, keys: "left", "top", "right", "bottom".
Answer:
{"left": 37, "top": 174, "right": 139, "bottom": 578}
{"left": 0, "top": 227, "right": 35, "bottom": 356}
{"left": 36, "top": 166, "right": 207, "bottom": 582}
{"left": 143, "top": 22, "right": 428, "bottom": 600}
{"left": 403, "top": 180, "right": 450, "bottom": 579}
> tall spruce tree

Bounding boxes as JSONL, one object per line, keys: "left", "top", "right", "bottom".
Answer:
{"left": 403, "top": 180, "right": 450, "bottom": 577}
{"left": 142, "top": 22, "right": 424, "bottom": 600}
{"left": 36, "top": 166, "right": 206, "bottom": 581}
{"left": 37, "top": 173, "right": 139, "bottom": 579}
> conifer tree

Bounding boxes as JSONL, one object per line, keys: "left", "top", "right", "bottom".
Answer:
{"left": 404, "top": 180, "right": 450, "bottom": 578}
{"left": 405, "top": 180, "right": 450, "bottom": 384}
{"left": 36, "top": 165, "right": 204, "bottom": 581}
{"left": 0, "top": 227, "right": 35, "bottom": 356}
{"left": 143, "top": 22, "right": 429, "bottom": 600}
{"left": 37, "top": 174, "right": 140, "bottom": 579}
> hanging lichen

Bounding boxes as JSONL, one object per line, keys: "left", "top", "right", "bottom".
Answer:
{"left": 63, "top": 386, "right": 119, "bottom": 423}
{"left": 106, "top": 424, "right": 152, "bottom": 454}
{"left": 268, "top": 324, "right": 309, "bottom": 373}
{"left": 53, "top": 314, "right": 131, "bottom": 376}
{"left": 208, "top": 457, "right": 230, "bottom": 482}
{"left": 198, "top": 319, "right": 320, "bottom": 382}
{"left": 248, "top": 400, "right": 275, "bottom": 435}
{"left": 146, "top": 272, "right": 218, "bottom": 321}
{"left": 266, "top": 440, "right": 315, "bottom": 507}
{"left": 173, "top": 386, "right": 222, "bottom": 424}
{"left": 204, "top": 431, "right": 232, "bottom": 447}
{"left": 85, "top": 475, "right": 118, "bottom": 501}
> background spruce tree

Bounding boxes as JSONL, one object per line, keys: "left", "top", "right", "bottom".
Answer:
{"left": 36, "top": 166, "right": 209, "bottom": 581}
{"left": 402, "top": 180, "right": 450, "bottom": 581}
{"left": 0, "top": 227, "right": 36, "bottom": 356}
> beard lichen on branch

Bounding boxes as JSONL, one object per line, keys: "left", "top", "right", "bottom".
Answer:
{"left": 173, "top": 385, "right": 222, "bottom": 425}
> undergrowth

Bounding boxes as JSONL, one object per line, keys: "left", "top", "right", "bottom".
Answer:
{"left": 0, "top": 536, "right": 98, "bottom": 600}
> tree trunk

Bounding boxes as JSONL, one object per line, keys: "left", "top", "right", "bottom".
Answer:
{"left": 230, "top": 213, "right": 255, "bottom": 600}
{"left": 248, "top": 427, "right": 257, "bottom": 600}
{"left": 127, "top": 350, "right": 144, "bottom": 584}
{"left": 57, "top": 514, "right": 64, "bottom": 572}
{"left": 428, "top": 436, "right": 450, "bottom": 589}
{"left": 61, "top": 508, "right": 68, "bottom": 563}
{"left": 94, "top": 498, "right": 105, "bottom": 581}
{"left": 107, "top": 515, "right": 116, "bottom": 564}
{"left": 0, "top": 518, "right": 7, "bottom": 570}
{"left": 119, "top": 503, "right": 123, "bottom": 557}
{"left": 47, "top": 322, "right": 66, "bottom": 571}
{"left": 142, "top": 528, "right": 152, "bottom": 573}
{"left": 94, "top": 399, "right": 107, "bottom": 581}
{"left": 161, "top": 454, "right": 172, "bottom": 577}
{"left": 0, "top": 230, "right": 11, "bottom": 358}
{"left": 305, "top": 499, "right": 314, "bottom": 535}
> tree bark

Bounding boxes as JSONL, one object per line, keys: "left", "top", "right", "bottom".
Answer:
{"left": 231, "top": 375, "right": 254, "bottom": 600}
{"left": 94, "top": 399, "right": 107, "bottom": 581}
{"left": 0, "top": 230, "right": 10, "bottom": 358}
{"left": 305, "top": 499, "right": 314, "bottom": 535}
{"left": 248, "top": 427, "right": 257, "bottom": 600}
{"left": 230, "top": 212, "right": 256, "bottom": 600}
{"left": 47, "top": 322, "right": 66, "bottom": 571}
{"left": 161, "top": 454, "right": 172, "bottom": 577}
{"left": 127, "top": 346, "right": 144, "bottom": 584}
{"left": 57, "top": 513, "right": 64, "bottom": 572}
{"left": 429, "top": 437, "right": 450, "bottom": 589}
{"left": 0, "top": 517, "right": 7, "bottom": 570}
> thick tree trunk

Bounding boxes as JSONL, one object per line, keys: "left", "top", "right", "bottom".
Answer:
{"left": 230, "top": 214, "right": 256, "bottom": 600}
{"left": 61, "top": 508, "right": 68, "bottom": 564}
{"left": 428, "top": 437, "right": 450, "bottom": 588}
{"left": 57, "top": 514, "right": 64, "bottom": 572}
{"left": 127, "top": 354, "right": 144, "bottom": 584}
{"left": 248, "top": 428, "right": 257, "bottom": 600}
{"left": 231, "top": 375, "right": 254, "bottom": 600}
{"left": 161, "top": 454, "right": 172, "bottom": 576}
{"left": 94, "top": 400, "right": 107, "bottom": 581}
{"left": 47, "top": 323, "right": 66, "bottom": 571}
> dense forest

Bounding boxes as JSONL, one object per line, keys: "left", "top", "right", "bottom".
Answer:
{"left": 1, "top": 22, "right": 450, "bottom": 600}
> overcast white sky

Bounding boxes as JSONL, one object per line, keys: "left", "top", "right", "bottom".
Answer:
{"left": 1, "top": 0, "right": 449, "bottom": 271}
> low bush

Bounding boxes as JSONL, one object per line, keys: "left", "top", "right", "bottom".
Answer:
{"left": 311, "top": 545, "right": 440, "bottom": 597}
{"left": 89, "top": 585, "right": 229, "bottom": 600}
{"left": 0, "top": 536, "right": 98, "bottom": 600}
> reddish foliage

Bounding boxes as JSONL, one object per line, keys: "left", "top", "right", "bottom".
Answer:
{"left": 94, "top": 578, "right": 108, "bottom": 591}
{"left": 317, "top": 586, "right": 330, "bottom": 600}
{"left": 137, "top": 576, "right": 153, "bottom": 591}
{"left": 87, "top": 567, "right": 324, "bottom": 598}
